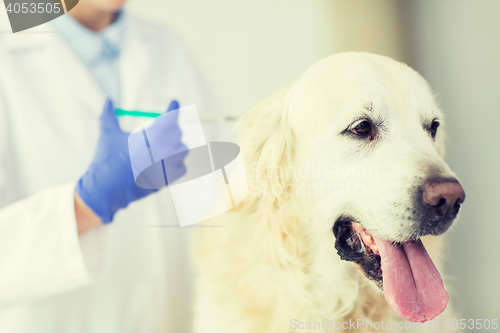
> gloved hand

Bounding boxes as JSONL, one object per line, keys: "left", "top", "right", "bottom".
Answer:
{"left": 76, "top": 99, "right": 187, "bottom": 223}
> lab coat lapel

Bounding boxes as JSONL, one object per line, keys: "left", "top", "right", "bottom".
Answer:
{"left": 43, "top": 30, "right": 105, "bottom": 119}
{"left": 1, "top": 18, "right": 105, "bottom": 119}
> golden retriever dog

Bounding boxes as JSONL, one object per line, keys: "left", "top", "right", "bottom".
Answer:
{"left": 193, "top": 52, "right": 465, "bottom": 333}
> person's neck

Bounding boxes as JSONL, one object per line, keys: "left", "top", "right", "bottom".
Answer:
{"left": 69, "top": 6, "right": 117, "bottom": 32}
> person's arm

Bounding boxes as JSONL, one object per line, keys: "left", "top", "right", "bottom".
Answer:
{"left": 74, "top": 193, "right": 101, "bottom": 236}
{"left": 0, "top": 183, "right": 98, "bottom": 309}
{"left": 0, "top": 85, "right": 97, "bottom": 308}
{"left": 0, "top": 96, "right": 187, "bottom": 308}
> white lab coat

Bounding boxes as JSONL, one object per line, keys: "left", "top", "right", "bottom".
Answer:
{"left": 0, "top": 10, "right": 218, "bottom": 333}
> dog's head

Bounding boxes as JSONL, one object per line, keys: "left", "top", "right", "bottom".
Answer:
{"left": 238, "top": 52, "right": 465, "bottom": 323}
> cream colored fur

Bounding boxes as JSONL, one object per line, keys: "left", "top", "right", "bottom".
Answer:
{"left": 193, "top": 53, "right": 458, "bottom": 333}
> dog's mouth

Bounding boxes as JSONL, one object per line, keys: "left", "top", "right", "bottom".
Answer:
{"left": 333, "top": 218, "right": 383, "bottom": 285}
{"left": 333, "top": 218, "right": 449, "bottom": 323}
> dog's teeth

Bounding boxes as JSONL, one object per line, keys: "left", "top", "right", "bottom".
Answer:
{"left": 363, "top": 235, "right": 373, "bottom": 245}
{"left": 371, "top": 245, "right": 379, "bottom": 254}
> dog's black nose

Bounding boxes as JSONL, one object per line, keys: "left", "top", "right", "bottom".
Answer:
{"left": 422, "top": 178, "right": 465, "bottom": 218}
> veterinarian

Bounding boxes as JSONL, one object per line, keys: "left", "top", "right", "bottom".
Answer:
{"left": 0, "top": 0, "right": 218, "bottom": 331}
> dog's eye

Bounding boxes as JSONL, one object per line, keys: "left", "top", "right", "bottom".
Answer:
{"left": 430, "top": 120, "right": 440, "bottom": 140}
{"left": 351, "top": 121, "right": 372, "bottom": 137}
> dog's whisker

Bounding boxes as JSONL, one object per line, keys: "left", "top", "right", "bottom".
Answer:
{"left": 345, "top": 231, "right": 359, "bottom": 243}
{"left": 355, "top": 231, "right": 366, "bottom": 252}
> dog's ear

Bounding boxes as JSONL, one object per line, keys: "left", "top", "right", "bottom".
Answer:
{"left": 234, "top": 89, "right": 309, "bottom": 269}
{"left": 236, "top": 88, "right": 296, "bottom": 210}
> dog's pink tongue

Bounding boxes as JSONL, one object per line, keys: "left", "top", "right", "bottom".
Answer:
{"left": 372, "top": 237, "right": 449, "bottom": 323}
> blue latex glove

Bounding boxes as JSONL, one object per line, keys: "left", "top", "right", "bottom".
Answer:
{"left": 76, "top": 99, "right": 187, "bottom": 223}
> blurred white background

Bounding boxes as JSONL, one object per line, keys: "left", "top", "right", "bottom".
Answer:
{"left": 126, "top": 0, "right": 499, "bottom": 329}
{"left": 127, "top": 0, "right": 337, "bottom": 117}
{"left": 405, "top": 0, "right": 500, "bottom": 325}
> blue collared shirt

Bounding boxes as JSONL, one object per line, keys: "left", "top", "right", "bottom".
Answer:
{"left": 50, "top": 12, "right": 125, "bottom": 105}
